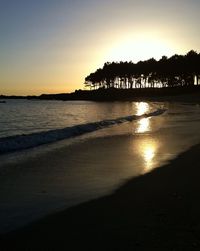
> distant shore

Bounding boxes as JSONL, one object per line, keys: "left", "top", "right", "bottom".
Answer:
{"left": 1, "top": 85, "right": 200, "bottom": 102}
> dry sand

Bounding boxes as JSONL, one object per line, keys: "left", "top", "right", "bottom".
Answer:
{"left": 1, "top": 141, "right": 200, "bottom": 250}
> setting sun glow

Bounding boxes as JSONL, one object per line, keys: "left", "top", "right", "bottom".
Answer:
{"left": 107, "top": 35, "right": 174, "bottom": 62}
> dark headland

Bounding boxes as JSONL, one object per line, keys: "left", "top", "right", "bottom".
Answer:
{"left": 1, "top": 86, "right": 200, "bottom": 102}
{"left": 31, "top": 86, "right": 200, "bottom": 102}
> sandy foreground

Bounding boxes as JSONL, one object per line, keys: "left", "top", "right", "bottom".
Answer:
{"left": 0, "top": 140, "right": 200, "bottom": 250}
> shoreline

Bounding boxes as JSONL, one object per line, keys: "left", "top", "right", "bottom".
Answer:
{"left": 1, "top": 86, "right": 200, "bottom": 103}
{"left": 2, "top": 142, "right": 200, "bottom": 250}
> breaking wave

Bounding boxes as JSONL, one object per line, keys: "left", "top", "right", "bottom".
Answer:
{"left": 0, "top": 109, "right": 166, "bottom": 154}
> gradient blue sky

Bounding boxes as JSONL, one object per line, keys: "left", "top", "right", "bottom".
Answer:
{"left": 0, "top": 0, "right": 200, "bottom": 95}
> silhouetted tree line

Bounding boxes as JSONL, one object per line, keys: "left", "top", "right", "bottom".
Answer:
{"left": 85, "top": 50, "right": 200, "bottom": 90}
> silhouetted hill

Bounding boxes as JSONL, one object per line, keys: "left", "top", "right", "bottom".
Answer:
{"left": 38, "top": 85, "right": 200, "bottom": 101}
{"left": 1, "top": 85, "right": 200, "bottom": 101}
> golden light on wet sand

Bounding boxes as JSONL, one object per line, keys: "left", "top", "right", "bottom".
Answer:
{"left": 143, "top": 145, "right": 155, "bottom": 163}
{"left": 139, "top": 139, "right": 159, "bottom": 172}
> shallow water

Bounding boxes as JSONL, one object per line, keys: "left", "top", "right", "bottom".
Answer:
{"left": 0, "top": 100, "right": 200, "bottom": 233}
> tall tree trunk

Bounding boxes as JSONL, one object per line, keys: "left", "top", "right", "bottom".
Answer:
{"left": 144, "top": 77, "right": 147, "bottom": 88}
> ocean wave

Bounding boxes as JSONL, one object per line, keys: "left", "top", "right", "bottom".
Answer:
{"left": 0, "top": 109, "right": 166, "bottom": 154}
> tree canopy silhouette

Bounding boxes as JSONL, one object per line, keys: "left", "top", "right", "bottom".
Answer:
{"left": 84, "top": 50, "right": 200, "bottom": 90}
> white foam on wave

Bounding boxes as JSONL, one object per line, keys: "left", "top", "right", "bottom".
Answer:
{"left": 0, "top": 109, "right": 166, "bottom": 154}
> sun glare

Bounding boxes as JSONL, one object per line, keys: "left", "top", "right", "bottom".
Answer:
{"left": 134, "top": 102, "right": 151, "bottom": 133}
{"left": 136, "top": 118, "right": 150, "bottom": 133}
{"left": 136, "top": 102, "right": 149, "bottom": 116}
{"left": 106, "top": 34, "right": 174, "bottom": 62}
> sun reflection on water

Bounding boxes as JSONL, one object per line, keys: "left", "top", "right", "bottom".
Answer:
{"left": 134, "top": 102, "right": 151, "bottom": 133}
{"left": 136, "top": 102, "right": 149, "bottom": 116}
{"left": 133, "top": 102, "right": 160, "bottom": 172}
{"left": 136, "top": 117, "right": 150, "bottom": 133}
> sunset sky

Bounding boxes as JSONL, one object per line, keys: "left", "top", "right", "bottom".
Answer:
{"left": 0, "top": 0, "right": 200, "bottom": 95}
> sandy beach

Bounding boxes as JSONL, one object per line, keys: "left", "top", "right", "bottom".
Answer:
{"left": 1, "top": 139, "right": 200, "bottom": 250}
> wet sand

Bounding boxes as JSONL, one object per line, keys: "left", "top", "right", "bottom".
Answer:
{"left": 1, "top": 141, "right": 200, "bottom": 250}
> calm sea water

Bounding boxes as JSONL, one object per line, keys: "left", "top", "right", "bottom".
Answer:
{"left": 0, "top": 99, "right": 200, "bottom": 233}
{"left": 0, "top": 99, "right": 162, "bottom": 154}
{"left": 0, "top": 99, "right": 159, "bottom": 138}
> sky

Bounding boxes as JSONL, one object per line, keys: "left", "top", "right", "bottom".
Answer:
{"left": 0, "top": 0, "right": 200, "bottom": 95}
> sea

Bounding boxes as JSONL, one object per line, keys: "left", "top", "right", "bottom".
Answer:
{"left": 0, "top": 99, "right": 200, "bottom": 233}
